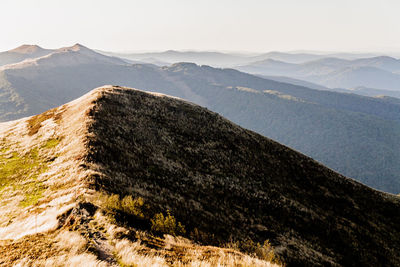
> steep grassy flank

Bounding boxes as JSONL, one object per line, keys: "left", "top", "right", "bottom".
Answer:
{"left": 83, "top": 86, "right": 400, "bottom": 266}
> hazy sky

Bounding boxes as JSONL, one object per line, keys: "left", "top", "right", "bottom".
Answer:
{"left": 1, "top": 0, "right": 400, "bottom": 53}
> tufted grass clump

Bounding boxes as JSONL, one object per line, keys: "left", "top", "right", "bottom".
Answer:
{"left": 227, "top": 238, "right": 283, "bottom": 265}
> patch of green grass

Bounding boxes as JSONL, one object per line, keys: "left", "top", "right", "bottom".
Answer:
{"left": 0, "top": 148, "right": 47, "bottom": 207}
{"left": 0, "top": 138, "right": 61, "bottom": 207}
{"left": 0, "top": 152, "right": 32, "bottom": 190}
{"left": 18, "top": 183, "right": 47, "bottom": 208}
{"left": 41, "top": 138, "right": 61, "bottom": 149}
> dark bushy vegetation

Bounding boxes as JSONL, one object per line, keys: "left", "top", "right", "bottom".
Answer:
{"left": 85, "top": 87, "right": 400, "bottom": 266}
{"left": 98, "top": 193, "right": 186, "bottom": 237}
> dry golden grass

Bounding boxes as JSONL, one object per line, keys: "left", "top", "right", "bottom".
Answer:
{"left": 15, "top": 253, "right": 109, "bottom": 267}
{"left": 114, "top": 236, "right": 280, "bottom": 267}
{"left": 0, "top": 210, "right": 280, "bottom": 267}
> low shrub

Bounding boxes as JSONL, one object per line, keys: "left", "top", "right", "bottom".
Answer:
{"left": 150, "top": 210, "right": 186, "bottom": 236}
{"left": 99, "top": 193, "right": 145, "bottom": 219}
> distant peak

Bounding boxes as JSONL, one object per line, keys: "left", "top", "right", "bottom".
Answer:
{"left": 9, "top": 44, "right": 43, "bottom": 54}
{"left": 59, "top": 43, "right": 91, "bottom": 52}
{"left": 165, "top": 62, "right": 199, "bottom": 72}
{"left": 71, "top": 43, "right": 86, "bottom": 49}
{"left": 170, "top": 62, "right": 198, "bottom": 67}
{"left": 263, "top": 58, "right": 282, "bottom": 62}
{"left": 372, "top": 55, "right": 397, "bottom": 61}
{"left": 256, "top": 58, "right": 292, "bottom": 64}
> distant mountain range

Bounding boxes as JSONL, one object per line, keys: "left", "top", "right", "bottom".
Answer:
{"left": 99, "top": 50, "right": 382, "bottom": 67}
{"left": 237, "top": 56, "right": 400, "bottom": 92}
{"left": 1, "top": 44, "right": 400, "bottom": 194}
{"left": 101, "top": 49, "right": 400, "bottom": 97}
{"left": 345, "top": 86, "right": 400, "bottom": 99}
{"left": 100, "top": 50, "right": 250, "bottom": 67}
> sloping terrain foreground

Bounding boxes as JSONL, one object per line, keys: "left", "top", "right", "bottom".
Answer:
{"left": 0, "top": 86, "right": 399, "bottom": 266}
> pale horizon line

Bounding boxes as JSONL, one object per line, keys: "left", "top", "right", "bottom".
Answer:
{"left": 2, "top": 43, "right": 400, "bottom": 57}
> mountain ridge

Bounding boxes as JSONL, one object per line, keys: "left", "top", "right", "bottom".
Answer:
{"left": 0, "top": 45, "right": 54, "bottom": 67}
{"left": 8, "top": 44, "right": 46, "bottom": 54}
{"left": 1, "top": 85, "right": 399, "bottom": 266}
{"left": 237, "top": 55, "right": 400, "bottom": 91}
{"left": 1, "top": 45, "right": 400, "bottom": 193}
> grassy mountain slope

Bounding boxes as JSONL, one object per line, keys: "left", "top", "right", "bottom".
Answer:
{"left": 257, "top": 74, "right": 332, "bottom": 91}
{"left": 161, "top": 64, "right": 400, "bottom": 192}
{"left": 0, "top": 86, "right": 278, "bottom": 266}
{"left": 1, "top": 86, "right": 399, "bottom": 266}
{"left": 1, "top": 48, "right": 400, "bottom": 193}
